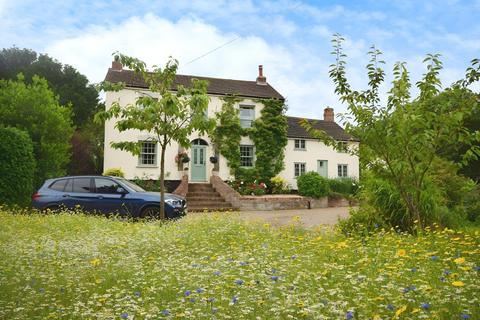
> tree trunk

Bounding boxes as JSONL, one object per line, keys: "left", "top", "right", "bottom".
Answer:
{"left": 159, "top": 144, "right": 166, "bottom": 219}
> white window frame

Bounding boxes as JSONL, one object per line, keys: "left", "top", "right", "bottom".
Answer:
{"left": 294, "top": 139, "right": 306, "bottom": 151}
{"left": 338, "top": 141, "right": 348, "bottom": 153}
{"left": 239, "top": 105, "right": 255, "bottom": 128}
{"left": 294, "top": 162, "right": 306, "bottom": 178}
{"left": 240, "top": 145, "right": 255, "bottom": 167}
{"left": 337, "top": 164, "right": 348, "bottom": 177}
{"left": 138, "top": 141, "right": 158, "bottom": 167}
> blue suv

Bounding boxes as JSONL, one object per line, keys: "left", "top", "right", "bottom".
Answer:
{"left": 32, "top": 176, "right": 187, "bottom": 219}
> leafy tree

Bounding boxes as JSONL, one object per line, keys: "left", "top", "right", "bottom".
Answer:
{"left": 96, "top": 54, "right": 215, "bottom": 218}
{"left": 303, "top": 34, "right": 480, "bottom": 231}
{"left": 0, "top": 126, "right": 35, "bottom": 206}
{"left": 0, "top": 75, "right": 73, "bottom": 187}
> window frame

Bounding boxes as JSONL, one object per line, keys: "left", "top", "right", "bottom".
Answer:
{"left": 72, "top": 177, "right": 93, "bottom": 193}
{"left": 94, "top": 178, "right": 125, "bottom": 195}
{"left": 239, "top": 105, "right": 255, "bottom": 129}
{"left": 337, "top": 164, "right": 348, "bottom": 178}
{"left": 294, "top": 139, "right": 306, "bottom": 151}
{"left": 294, "top": 162, "right": 306, "bottom": 178}
{"left": 239, "top": 144, "right": 255, "bottom": 168}
{"left": 138, "top": 140, "right": 158, "bottom": 167}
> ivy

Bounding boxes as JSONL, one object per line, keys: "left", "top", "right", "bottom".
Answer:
{"left": 211, "top": 95, "right": 243, "bottom": 175}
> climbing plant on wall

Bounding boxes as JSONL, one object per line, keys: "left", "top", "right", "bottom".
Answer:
{"left": 211, "top": 95, "right": 243, "bottom": 175}
{"left": 250, "top": 98, "right": 288, "bottom": 183}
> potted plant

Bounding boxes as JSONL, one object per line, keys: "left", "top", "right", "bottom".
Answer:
{"left": 209, "top": 155, "right": 218, "bottom": 163}
{"left": 182, "top": 155, "right": 190, "bottom": 163}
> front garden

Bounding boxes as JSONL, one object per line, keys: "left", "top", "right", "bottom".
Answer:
{"left": 0, "top": 208, "right": 478, "bottom": 319}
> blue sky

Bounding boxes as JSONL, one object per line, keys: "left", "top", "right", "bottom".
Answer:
{"left": 1, "top": 0, "right": 479, "bottom": 119}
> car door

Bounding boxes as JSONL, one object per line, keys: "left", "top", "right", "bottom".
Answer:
{"left": 62, "top": 177, "right": 97, "bottom": 211}
{"left": 92, "top": 178, "right": 130, "bottom": 215}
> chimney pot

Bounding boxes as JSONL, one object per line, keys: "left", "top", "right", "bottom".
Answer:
{"left": 323, "top": 107, "right": 334, "bottom": 122}
{"left": 256, "top": 65, "right": 267, "bottom": 85}
{"left": 112, "top": 60, "right": 123, "bottom": 71}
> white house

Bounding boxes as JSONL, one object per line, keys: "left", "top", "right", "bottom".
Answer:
{"left": 103, "top": 62, "right": 359, "bottom": 191}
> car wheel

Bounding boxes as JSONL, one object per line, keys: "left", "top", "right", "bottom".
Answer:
{"left": 141, "top": 206, "right": 160, "bottom": 220}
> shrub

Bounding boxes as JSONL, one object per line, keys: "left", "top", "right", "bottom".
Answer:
{"left": 0, "top": 127, "right": 35, "bottom": 206}
{"left": 297, "top": 171, "right": 329, "bottom": 199}
{"left": 270, "top": 176, "right": 289, "bottom": 194}
{"left": 103, "top": 168, "right": 125, "bottom": 177}
{"left": 328, "top": 178, "right": 358, "bottom": 196}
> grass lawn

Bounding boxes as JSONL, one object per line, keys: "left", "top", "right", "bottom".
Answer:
{"left": 0, "top": 210, "right": 479, "bottom": 319}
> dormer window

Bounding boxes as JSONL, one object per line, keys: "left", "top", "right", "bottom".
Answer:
{"left": 239, "top": 105, "right": 255, "bottom": 128}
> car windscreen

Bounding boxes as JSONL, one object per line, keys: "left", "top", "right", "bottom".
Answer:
{"left": 118, "top": 178, "right": 146, "bottom": 192}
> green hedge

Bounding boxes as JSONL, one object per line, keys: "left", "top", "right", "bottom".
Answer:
{"left": 328, "top": 177, "right": 358, "bottom": 196}
{"left": 297, "top": 171, "right": 329, "bottom": 199}
{"left": 0, "top": 127, "right": 35, "bottom": 206}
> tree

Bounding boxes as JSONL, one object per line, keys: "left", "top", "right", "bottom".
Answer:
{"left": 0, "top": 75, "right": 73, "bottom": 187}
{"left": 96, "top": 54, "right": 215, "bottom": 218}
{"left": 303, "top": 34, "right": 480, "bottom": 231}
{"left": 0, "top": 127, "right": 35, "bottom": 206}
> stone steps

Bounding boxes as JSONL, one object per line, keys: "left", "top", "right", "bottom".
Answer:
{"left": 187, "top": 183, "right": 237, "bottom": 212}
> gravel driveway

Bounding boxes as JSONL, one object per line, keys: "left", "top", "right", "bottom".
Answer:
{"left": 238, "top": 207, "right": 352, "bottom": 228}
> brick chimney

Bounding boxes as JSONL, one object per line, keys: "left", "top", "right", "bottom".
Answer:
{"left": 256, "top": 65, "right": 267, "bottom": 85}
{"left": 323, "top": 107, "right": 334, "bottom": 122}
{"left": 111, "top": 60, "right": 123, "bottom": 71}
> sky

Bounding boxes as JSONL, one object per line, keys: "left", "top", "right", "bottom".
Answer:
{"left": 1, "top": 0, "right": 479, "bottom": 120}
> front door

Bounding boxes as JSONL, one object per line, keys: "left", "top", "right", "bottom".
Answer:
{"left": 191, "top": 145, "right": 207, "bottom": 182}
{"left": 317, "top": 160, "right": 328, "bottom": 178}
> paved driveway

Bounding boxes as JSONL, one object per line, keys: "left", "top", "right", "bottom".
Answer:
{"left": 238, "top": 207, "right": 352, "bottom": 228}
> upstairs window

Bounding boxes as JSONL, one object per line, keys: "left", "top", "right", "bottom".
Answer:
{"left": 338, "top": 141, "right": 348, "bottom": 153}
{"left": 338, "top": 164, "right": 348, "bottom": 177}
{"left": 240, "top": 145, "right": 255, "bottom": 167}
{"left": 294, "top": 139, "right": 306, "bottom": 150}
{"left": 294, "top": 163, "right": 306, "bottom": 177}
{"left": 239, "top": 105, "right": 255, "bottom": 128}
{"left": 139, "top": 141, "right": 157, "bottom": 166}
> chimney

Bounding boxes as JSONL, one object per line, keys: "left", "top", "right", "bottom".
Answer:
{"left": 111, "top": 60, "right": 123, "bottom": 71}
{"left": 256, "top": 65, "right": 267, "bottom": 85}
{"left": 323, "top": 107, "right": 334, "bottom": 122}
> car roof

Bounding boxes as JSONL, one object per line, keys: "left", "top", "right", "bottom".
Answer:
{"left": 50, "top": 175, "right": 121, "bottom": 180}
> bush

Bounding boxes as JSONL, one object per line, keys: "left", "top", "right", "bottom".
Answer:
{"left": 328, "top": 178, "right": 358, "bottom": 196}
{"left": 297, "top": 171, "right": 329, "bottom": 199}
{"left": 270, "top": 176, "right": 289, "bottom": 194}
{"left": 0, "top": 127, "right": 35, "bottom": 206}
{"left": 103, "top": 167, "right": 125, "bottom": 177}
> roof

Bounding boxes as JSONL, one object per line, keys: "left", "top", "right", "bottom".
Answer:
{"left": 105, "top": 68, "right": 284, "bottom": 100}
{"left": 286, "top": 116, "right": 359, "bottom": 142}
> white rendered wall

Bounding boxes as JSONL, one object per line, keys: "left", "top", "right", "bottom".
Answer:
{"left": 278, "top": 139, "right": 360, "bottom": 189}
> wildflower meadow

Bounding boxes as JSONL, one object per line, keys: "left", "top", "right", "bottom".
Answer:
{"left": 0, "top": 209, "right": 478, "bottom": 319}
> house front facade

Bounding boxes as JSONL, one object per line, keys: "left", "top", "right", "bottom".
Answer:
{"left": 103, "top": 62, "right": 359, "bottom": 190}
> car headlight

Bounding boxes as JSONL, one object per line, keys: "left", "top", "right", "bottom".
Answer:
{"left": 165, "top": 198, "right": 183, "bottom": 207}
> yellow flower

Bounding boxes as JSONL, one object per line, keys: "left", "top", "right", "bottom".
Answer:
{"left": 412, "top": 308, "right": 421, "bottom": 314}
{"left": 90, "top": 258, "right": 101, "bottom": 267}
{"left": 373, "top": 296, "right": 384, "bottom": 301}
{"left": 394, "top": 305, "right": 407, "bottom": 318}
{"left": 452, "top": 281, "right": 465, "bottom": 287}
{"left": 372, "top": 315, "right": 381, "bottom": 320}
{"left": 454, "top": 257, "right": 465, "bottom": 264}
{"left": 396, "top": 249, "right": 407, "bottom": 257}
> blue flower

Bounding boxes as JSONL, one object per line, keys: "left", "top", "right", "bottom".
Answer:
{"left": 443, "top": 270, "right": 451, "bottom": 276}
{"left": 440, "top": 276, "right": 446, "bottom": 282}
{"left": 420, "top": 303, "right": 430, "bottom": 310}
{"left": 411, "top": 267, "right": 417, "bottom": 272}
{"left": 387, "top": 304, "right": 395, "bottom": 311}
{"left": 291, "top": 255, "right": 297, "bottom": 260}
{"left": 120, "top": 312, "right": 129, "bottom": 319}
{"left": 207, "top": 297, "right": 216, "bottom": 303}
{"left": 271, "top": 276, "right": 279, "bottom": 282}
{"left": 231, "top": 296, "right": 238, "bottom": 304}
{"left": 213, "top": 271, "right": 221, "bottom": 276}
{"left": 134, "top": 291, "right": 141, "bottom": 297}
{"left": 161, "top": 310, "right": 170, "bottom": 316}
{"left": 374, "top": 223, "right": 379, "bottom": 228}
{"left": 431, "top": 255, "right": 439, "bottom": 261}
{"left": 474, "top": 266, "right": 480, "bottom": 271}
{"left": 346, "top": 311, "right": 354, "bottom": 320}
{"left": 239, "top": 261, "right": 248, "bottom": 266}
{"left": 235, "top": 279, "right": 244, "bottom": 285}
{"left": 184, "top": 290, "right": 192, "bottom": 296}
{"left": 196, "top": 288, "right": 204, "bottom": 294}
{"left": 271, "top": 268, "right": 277, "bottom": 273}
{"left": 403, "top": 285, "right": 416, "bottom": 293}
{"left": 189, "top": 298, "right": 196, "bottom": 303}
{"left": 39, "top": 288, "right": 45, "bottom": 294}
{"left": 461, "top": 314, "right": 470, "bottom": 319}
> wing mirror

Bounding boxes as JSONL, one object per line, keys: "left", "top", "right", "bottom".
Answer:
{"left": 117, "top": 187, "right": 128, "bottom": 194}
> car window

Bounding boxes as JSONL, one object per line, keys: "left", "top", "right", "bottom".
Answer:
{"left": 64, "top": 179, "right": 73, "bottom": 192}
{"left": 73, "top": 178, "right": 92, "bottom": 193}
{"left": 95, "top": 178, "right": 122, "bottom": 194}
{"left": 117, "top": 178, "right": 146, "bottom": 192}
{"left": 49, "top": 179, "right": 67, "bottom": 191}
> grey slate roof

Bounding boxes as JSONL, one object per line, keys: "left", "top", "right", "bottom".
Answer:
{"left": 105, "top": 69, "right": 284, "bottom": 100}
{"left": 287, "top": 116, "right": 359, "bottom": 142}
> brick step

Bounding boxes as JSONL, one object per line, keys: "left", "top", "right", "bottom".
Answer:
{"left": 187, "top": 191, "right": 221, "bottom": 197}
{"left": 188, "top": 206, "right": 237, "bottom": 212}
{"left": 187, "top": 200, "right": 228, "bottom": 206}
{"left": 187, "top": 196, "right": 224, "bottom": 201}
{"left": 188, "top": 187, "right": 216, "bottom": 193}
